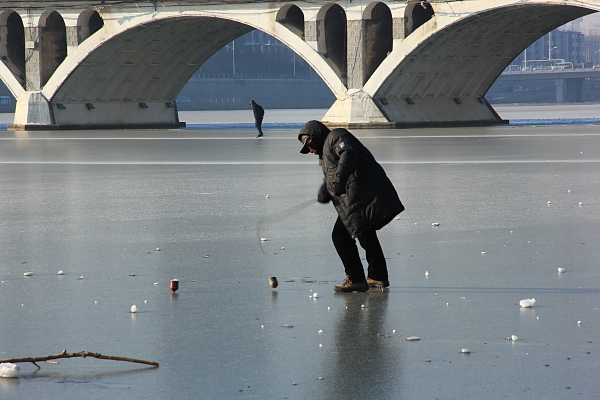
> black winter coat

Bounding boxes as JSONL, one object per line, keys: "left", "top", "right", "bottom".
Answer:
{"left": 302, "top": 122, "right": 404, "bottom": 237}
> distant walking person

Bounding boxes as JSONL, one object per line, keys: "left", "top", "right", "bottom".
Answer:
{"left": 250, "top": 100, "right": 265, "bottom": 138}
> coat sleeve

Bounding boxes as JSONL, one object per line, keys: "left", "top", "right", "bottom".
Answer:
{"left": 332, "top": 133, "right": 359, "bottom": 184}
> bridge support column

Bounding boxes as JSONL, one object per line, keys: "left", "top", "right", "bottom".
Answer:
{"left": 24, "top": 26, "right": 42, "bottom": 91}
{"left": 321, "top": 89, "right": 390, "bottom": 127}
{"left": 346, "top": 20, "right": 365, "bottom": 88}
{"left": 565, "top": 78, "right": 584, "bottom": 102}
{"left": 555, "top": 79, "right": 565, "bottom": 103}
{"left": 9, "top": 91, "right": 55, "bottom": 130}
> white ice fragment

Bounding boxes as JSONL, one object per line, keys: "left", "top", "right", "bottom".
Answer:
{"left": 361, "top": 304, "right": 365, "bottom": 308}
{"left": 154, "top": 282, "right": 158, "bottom": 285}
{"left": 557, "top": 267, "right": 566, "bottom": 273}
{"left": 405, "top": 336, "right": 420, "bottom": 341}
{"left": 481, "top": 251, "right": 487, "bottom": 254}
{"left": 23, "top": 272, "right": 33, "bottom": 277}
{"left": 156, "top": 247, "right": 161, "bottom": 251}
{"left": 577, "top": 321, "right": 582, "bottom": 325}
{"left": 281, "top": 247, "right": 285, "bottom": 250}
{"left": 260, "top": 238, "right": 267, "bottom": 242}
{"left": 579, "top": 202, "right": 583, "bottom": 206}
{"left": 130, "top": 305, "right": 137, "bottom": 313}
{"left": 319, "top": 344, "right": 323, "bottom": 347}
{"left": 266, "top": 195, "right": 269, "bottom": 198}
{"left": 568, "top": 189, "right": 571, "bottom": 193}
{"left": 78, "top": 276, "right": 84, "bottom": 279}
{"left": 57, "top": 270, "right": 64, "bottom": 275}
{"left": 261, "top": 325, "right": 264, "bottom": 329}
{"left": 431, "top": 222, "right": 440, "bottom": 226}
{"left": 510, "top": 335, "right": 518, "bottom": 341}
{"left": 547, "top": 201, "right": 551, "bottom": 205}
{"left": 318, "top": 330, "right": 323, "bottom": 334}
{"left": 0, "top": 363, "right": 20, "bottom": 378}
{"left": 392, "top": 329, "right": 396, "bottom": 334}
{"left": 461, "top": 349, "right": 471, "bottom": 354}
{"left": 425, "top": 271, "right": 429, "bottom": 276}
{"left": 312, "top": 293, "right": 319, "bottom": 298}
{"left": 95, "top": 301, "right": 98, "bottom": 304}
{"left": 519, "top": 298, "right": 536, "bottom": 308}
{"left": 144, "top": 300, "right": 147, "bottom": 303}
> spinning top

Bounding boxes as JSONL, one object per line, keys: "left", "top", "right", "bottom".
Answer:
{"left": 170, "top": 279, "right": 179, "bottom": 292}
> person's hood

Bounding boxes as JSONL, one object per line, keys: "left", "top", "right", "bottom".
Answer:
{"left": 298, "top": 120, "right": 330, "bottom": 155}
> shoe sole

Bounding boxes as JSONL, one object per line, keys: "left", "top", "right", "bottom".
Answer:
{"left": 333, "top": 286, "right": 369, "bottom": 293}
{"left": 367, "top": 281, "right": 390, "bottom": 288}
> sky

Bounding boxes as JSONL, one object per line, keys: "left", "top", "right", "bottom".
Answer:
{"left": 580, "top": 12, "right": 600, "bottom": 34}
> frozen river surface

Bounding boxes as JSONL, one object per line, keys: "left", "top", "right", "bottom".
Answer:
{"left": 0, "top": 113, "right": 599, "bottom": 399}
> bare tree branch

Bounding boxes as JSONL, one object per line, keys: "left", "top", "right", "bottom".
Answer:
{"left": 0, "top": 349, "right": 159, "bottom": 369}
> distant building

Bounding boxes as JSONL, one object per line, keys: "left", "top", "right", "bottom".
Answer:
{"left": 513, "top": 28, "right": 586, "bottom": 67}
{"left": 584, "top": 36, "right": 600, "bottom": 64}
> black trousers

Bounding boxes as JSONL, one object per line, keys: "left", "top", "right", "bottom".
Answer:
{"left": 255, "top": 118, "right": 263, "bottom": 134}
{"left": 331, "top": 216, "right": 388, "bottom": 282}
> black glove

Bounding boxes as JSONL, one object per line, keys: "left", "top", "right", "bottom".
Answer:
{"left": 333, "top": 182, "right": 346, "bottom": 196}
{"left": 317, "top": 184, "right": 331, "bottom": 203}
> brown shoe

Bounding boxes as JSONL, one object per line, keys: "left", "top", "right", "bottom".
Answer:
{"left": 366, "top": 277, "right": 390, "bottom": 288}
{"left": 333, "top": 275, "right": 369, "bottom": 292}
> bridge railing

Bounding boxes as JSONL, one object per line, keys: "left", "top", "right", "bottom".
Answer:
{"left": 189, "top": 72, "right": 321, "bottom": 81}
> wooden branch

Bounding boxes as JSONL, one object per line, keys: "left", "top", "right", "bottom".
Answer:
{"left": 0, "top": 349, "right": 158, "bottom": 369}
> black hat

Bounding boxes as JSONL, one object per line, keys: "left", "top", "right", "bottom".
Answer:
{"left": 298, "top": 120, "right": 330, "bottom": 155}
{"left": 299, "top": 134, "right": 311, "bottom": 154}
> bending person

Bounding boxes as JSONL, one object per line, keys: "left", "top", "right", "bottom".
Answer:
{"left": 298, "top": 120, "right": 404, "bottom": 292}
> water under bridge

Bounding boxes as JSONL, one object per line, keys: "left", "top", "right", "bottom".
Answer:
{"left": 0, "top": 0, "right": 598, "bottom": 130}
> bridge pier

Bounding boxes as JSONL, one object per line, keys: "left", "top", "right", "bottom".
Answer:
{"left": 555, "top": 78, "right": 584, "bottom": 103}
{"left": 322, "top": 89, "right": 390, "bottom": 127}
{"left": 9, "top": 99, "right": 185, "bottom": 130}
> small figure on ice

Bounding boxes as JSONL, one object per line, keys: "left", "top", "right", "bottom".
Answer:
{"left": 250, "top": 100, "right": 264, "bottom": 138}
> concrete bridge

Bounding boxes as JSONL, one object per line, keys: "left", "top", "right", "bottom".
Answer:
{"left": 498, "top": 68, "right": 600, "bottom": 103}
{"left": 0, "top": 0, "right": 597, "bottom": 130}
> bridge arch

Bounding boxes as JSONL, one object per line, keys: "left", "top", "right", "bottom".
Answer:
{"left": 317, "top": 4, "right": 347, "bottom": 85}
{"left": 39, "top": 10, "right": 67, "bottom": 87}
{"left": 363, "top": 2, "right": 392, "bottom": 84}
{"left": 29, "top": 5, "right": 347, "bottom": 129}
{"left": 77, "top": 9, "right": 104, "bottom": 44}
{"left": 0, "top": 11, "right": 25, "bottom": 89}
{"left": 276, "top": 5, "right": 304, "bottom": 40}
{"left": 405, "top": 1, "right": 434, "bottom": 37}
{"left": 358, "top": 1, "right": 597, "bottom": 126}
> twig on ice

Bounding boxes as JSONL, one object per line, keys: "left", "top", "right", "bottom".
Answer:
{"left": 0, "top": 349, "right": 158, "bottom": 369}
